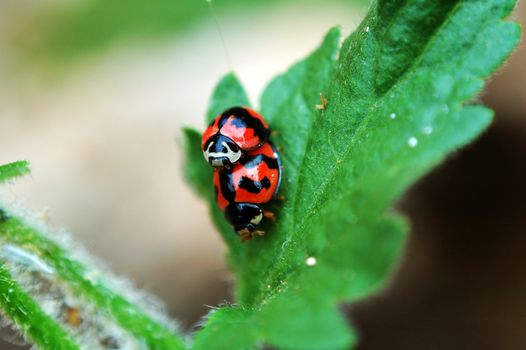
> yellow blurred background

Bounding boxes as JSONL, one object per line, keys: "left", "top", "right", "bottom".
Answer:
{"left": 0, "top": 1, "right": 525, "bottom": 349}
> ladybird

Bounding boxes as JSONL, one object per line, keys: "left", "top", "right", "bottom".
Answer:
{"left": 214, "top": 142, "right": 281, "bottom": 241}
{"left": 202, "top": 106, "right": 270, "bottom": 169}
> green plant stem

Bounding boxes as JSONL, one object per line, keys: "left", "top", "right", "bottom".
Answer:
{"left": 0, "top": 216, "right": 187, "bottom": 350}
{"left": 0, "top": 264, "right": 80, "bottom": 350}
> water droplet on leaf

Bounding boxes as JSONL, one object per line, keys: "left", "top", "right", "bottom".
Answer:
{"left": 305, "top": 257, "right": 317, "bottom": 266}
{"left": 423, "top": 126, "right": 433, "bottom": 135}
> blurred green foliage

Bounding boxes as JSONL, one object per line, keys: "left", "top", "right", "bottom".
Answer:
{"left": 13, "top": 0, "right": 364, "bottom": 65}
{"left": 0, "top": 161, "right": 30, "bottom": 184}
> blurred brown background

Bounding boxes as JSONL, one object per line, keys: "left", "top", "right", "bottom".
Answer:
{"left": 0, "top": 1, "right": 524, "bottom": 349}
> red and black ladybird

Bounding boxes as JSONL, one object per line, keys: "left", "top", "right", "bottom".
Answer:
{"left": 202, "top": 106, "right": 270, "bottom": 169}
{"left": 213, "top": 142, "right": 281, "bottom": 241}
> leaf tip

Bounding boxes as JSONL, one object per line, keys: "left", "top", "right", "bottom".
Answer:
{"left": 207, "top": 71, "right": 251, "bottom": 122}
{"left": 327, "top": 25, "right": 342, "bottom": 37}
{"left": 0, "top": 160, "right": 31, "bottom": 184}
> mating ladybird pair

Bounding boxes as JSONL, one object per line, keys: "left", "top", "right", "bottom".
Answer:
{"left": 202, "top": 107, "right": 282, "bottom": 241}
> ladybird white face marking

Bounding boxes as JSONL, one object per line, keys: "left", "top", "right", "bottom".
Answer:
{"left": 203, "top": 141, "right": 242, "bottom": 167}
{"left": 250, "top": 212, "right": 263, "bottom": 225}
{"left": 202, "top": 141, "right": 216, "bottom": 163}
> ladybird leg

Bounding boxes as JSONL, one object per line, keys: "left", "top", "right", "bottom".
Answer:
{"left": 263, "top": 210, "right": 276, "bottom": 222}
{"left": 316, "top": 93, "right": 328, "bottom": 110}
{"left": 253, "top": 230, "right": 265, "bottom": 237}
{"left": 238, "top": 228, "right": 253, "bottom": 242}
{"left": 276, "top": 194, "right": 286, "bottom": 202}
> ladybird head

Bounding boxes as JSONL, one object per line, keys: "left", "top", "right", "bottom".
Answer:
{"left": 225, "top": 203, "right": 263, "bottom": 234}
{"left": 203, "top": 134, "right": 242, "bottom": 169}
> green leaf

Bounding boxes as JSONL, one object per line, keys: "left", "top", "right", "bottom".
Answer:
{"left": 0, "top": 264, "right": 79, "bottom": 350}
{"left": 0, "top": 161, "right": 30, "bottom": 183}
{"left": 184, "top": 1, "right": 520, "bottom": 349}
{"left": 0, "top": 160, "right": 188, "bottom": 349}
{"left": 183, "top": 127, "right": 213, "bottom": 198}
{"left": 0, "top": 215, "right": 187, "bottom": 350}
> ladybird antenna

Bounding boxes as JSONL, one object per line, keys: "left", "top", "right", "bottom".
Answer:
{"left": 206, "top": 0, "right": 233, "bottom": 71}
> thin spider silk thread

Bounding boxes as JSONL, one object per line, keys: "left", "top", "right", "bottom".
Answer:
{"left": 206, "top": 0, "right": 234, "bottom": 71}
